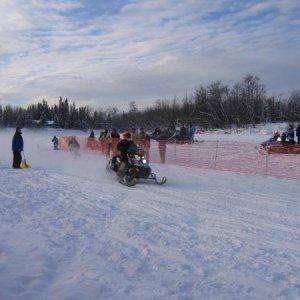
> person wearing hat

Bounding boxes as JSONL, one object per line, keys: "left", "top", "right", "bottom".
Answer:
{"left": 117, "top": 132, "right": 137, "bottom": 161}
{"left": 110, "top": 132, "right": 137, "bottom": 175}
{"left": 12, "top": 127, "right": 24, "bottom": 168}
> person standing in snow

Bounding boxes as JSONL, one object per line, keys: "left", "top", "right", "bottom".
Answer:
{"left": 137, "top": 127, "right": 146, "bottom": 140}
{"left": 89, "top": 130, "right": 95, "bottom": 139}
{"left": 286, "top": 124, "right": 295, "bottom": 142}
{"left": 69, "top": 136, "right": 80, "bottom": 157}
{"left": 110, "top": 128, "right": 120, "bottom": 139}
{"left": 52, "top": 136, "right": 59, "bottom": 150}
{"left": 188, "top": 124, "right": 196, "bottom": 142}
{"left": 296, "top": 124, "right": 300, "bottom": 144}
{"left": 107, "top": 128, "right": 120, "bottom": 156}
{"left": 12, "top": 127, "right": 24, "bottom": 168}
{"left": 99, "top": 129, "right": 109, "bottom": 138}
{"left": 281, "top": 132, "right": 287, "bottom": 142}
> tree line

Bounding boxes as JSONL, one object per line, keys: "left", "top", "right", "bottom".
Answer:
{"left": 0, "top": 75, "right": 299, "bottom": 130}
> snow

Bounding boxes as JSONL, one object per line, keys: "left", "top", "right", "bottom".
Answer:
{"left": 194, "top": 123, "right": 291, "bottom": 143}
{"left": 0, "top": 128, "right": 299, "bottom": 299}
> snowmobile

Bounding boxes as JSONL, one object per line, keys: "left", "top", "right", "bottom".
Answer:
{"left": 261, "top": 141, "right": 300, "bottom": 154}
{"left": 106, "top": 148, "right": 167, "bottom": 187}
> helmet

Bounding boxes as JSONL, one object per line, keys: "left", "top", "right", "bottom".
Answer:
{"left": 123, "top": 131, "right": 132, "bottom": 139}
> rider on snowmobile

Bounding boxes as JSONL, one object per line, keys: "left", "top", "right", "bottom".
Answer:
{"left": 111, "top": 131, "right": 137, "bottom": 174}
{"left": 108, "top": 131, "right": 167, "bottom": 186}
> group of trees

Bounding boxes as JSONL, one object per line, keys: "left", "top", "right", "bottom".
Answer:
{"left": 0, "top": 75, "right": 299, "bottom": 130}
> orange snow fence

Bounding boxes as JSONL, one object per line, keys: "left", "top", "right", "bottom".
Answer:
{"left": 58, "top": 136, "right": 300, "bottom": 180}
{"left": 59, "top": 136, "right": 123, "bottom": 156}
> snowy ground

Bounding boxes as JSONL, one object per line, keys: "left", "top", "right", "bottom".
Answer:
{"left": 0, "top": 128, "right": 299, "bottom": 299}
{"left": 194, "top": 122, "right": 292, "bottom": 143}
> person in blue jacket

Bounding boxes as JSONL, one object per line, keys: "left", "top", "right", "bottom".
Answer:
{"left": 12, "top": 127, "right": 24, "bottom": 168}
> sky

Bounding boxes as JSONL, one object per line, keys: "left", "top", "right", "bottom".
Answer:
{"left": 0, "top": 0, "right": 299, "bottom": 109}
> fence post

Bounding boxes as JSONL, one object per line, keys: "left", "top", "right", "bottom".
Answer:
{"left": 214, "top": 141, "right": 219, "bottom": 170}
{"left": 174, "top": 142, "right": 177, "bottom": 161}
{"left": 265, "top": 152, "right": 269, "bottom": 176}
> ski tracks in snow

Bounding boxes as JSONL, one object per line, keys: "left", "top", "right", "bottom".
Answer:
{"left": 0, "top": 165, "right": 299, "bottom": 299}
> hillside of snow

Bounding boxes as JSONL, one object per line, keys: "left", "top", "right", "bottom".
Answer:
{"left": 0, "top": 128, "right": 299, "bottom": 299}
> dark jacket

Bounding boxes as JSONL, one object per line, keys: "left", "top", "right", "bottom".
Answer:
{"left": 89, "top": 131, "right": 95, "bottom": 138}
{"left": 117, "top": 139, "right": 137, "bottom": 159}
{"left": 296, "top": 125, "right": 300, "bottom": 137}
{"left": 110, "top": 132, "right": 120, "bottom": 138}
{"left": 12, "top": 133, "right": 24, "bottom": 152}
{"left": 52, "top": 137, "right": 58, "bottom": 144}
{"left": 287, "top": 128, "right": 295, "bottom": 141}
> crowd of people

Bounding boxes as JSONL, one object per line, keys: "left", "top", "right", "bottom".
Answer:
{"left": 85, "top": 125, "right": 196, "bottom": 143}
{"left": 84, "top": 125, "right": 195, "bottom": 163}
{"left": 10, "top": 123, "right": 299, "bottom": 169}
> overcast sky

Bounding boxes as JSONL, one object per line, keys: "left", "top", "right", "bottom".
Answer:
{"left": 0, "top": 0, "right": 299, "bottom": 108}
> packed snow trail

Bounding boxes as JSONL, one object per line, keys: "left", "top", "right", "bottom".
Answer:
{"left": 1, "top": 166, "right": 299, "bottom": 299}
{"left": 0, "top": 128, "right": 300, "bottom": 299}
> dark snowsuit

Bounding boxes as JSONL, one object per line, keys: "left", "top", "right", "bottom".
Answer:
{"left": 287, "top": 127, "right": 295, "bottom": 142}
{"left": 110, "top": 131, "right": 120, "bottom": 139}
{"left": 281, "top": 132, "right": 287, "bottom": 142}
{"left": 52, "top": 136, "right": 59, "bottom": 150}
{"left": 111, "top": 139, "right": 137, "bottom": 174}
{"left": 100, "top": 130, "right": 108, "bottom": 138}
{"left": 12, "top": 132, "right": 23, "bottom": 168}
{"left": 89, "top": 130, "right": 95, "bottom": 139}
{"left": 117, "top": 139, "right": 137, "bottom": 161}
{"left": 296, "top": 125, "right": 300, "bottom": 144}
{"left": 179, "top": 126, "right": 188, "bottom": 140}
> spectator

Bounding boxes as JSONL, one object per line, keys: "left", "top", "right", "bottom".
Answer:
{"left": 89, "top": 130, "right": 95, "bottom": 139}
{"left": 110, "top": 128, "right": 120, "bottom": 139}
{"left": 69, "top": 136, "right": 80, "bottom": 157}
{"left": 296, "top": 124, "right": 300, "bottom": 144}
{"left": 286, "top": 124, "right": 295, "bottom": 142}
{"left": 137, "top": 128, "right": 146, "bottom": 140}
{"left": 12, "top": 127, "right": 24, "bottom": 168}
{"left": 52, "top": 136, "right": 59, "bottom": 150}
{"left": 100, "top": 129, "right": 109, "bottom": 138}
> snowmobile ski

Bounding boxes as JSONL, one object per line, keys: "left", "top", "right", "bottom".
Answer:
{"left": 155, "top": 176, "right": 167, "bottom": 185}
{"left": 119, "top": 176, "right": 138, "bottom": 187}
